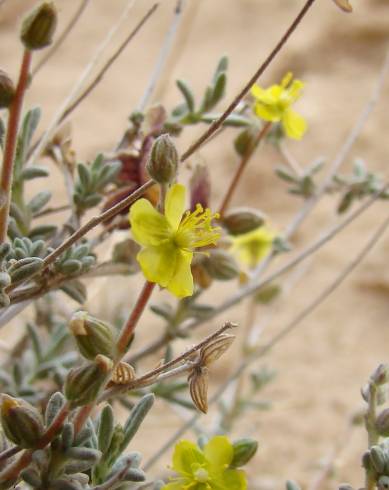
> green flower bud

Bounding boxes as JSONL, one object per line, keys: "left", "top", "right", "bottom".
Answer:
{"left": 370, "top": 445, "right": 386, "bottom": 473}
{"left": 64, "top": 355, "right": 113, "bottom": 408}
{"left": 1, "top": 394, "right": 44, "bottom": 448}
{"left": 205, "top": 249, "right": 239, "bottom": 281}
{"left": 372, "top": 364, "right": 389, "bottom": 386}
{"left": 0, "top": 272, "right": 11, "bottom": 289}
{"left": 0, "top": 70, "right": 15, "bottom": 109}
{"left": 231, "top": 438, "right": 258, "bottom": 467}
{"left": 21, "top": 1, "right": 58, "bottom": 51}
{"left": 376, "top": 409, "right": 389, "bottom": 437}
{"left": 146, "top": 134, "right": 178, "bottom": 184}
{"left": 234, "top": 127, "right": 257, "bottom": 157}
{"left": 222, "top": 207, "right": 266, "bottom": 236}
{"left": 69, "top": 311, "right": 115, "bottom": 360}
{"left": 362, "top": 450, "right": 373, "bottom": 472}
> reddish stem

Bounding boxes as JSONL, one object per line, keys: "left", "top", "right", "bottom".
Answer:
{"left": 218, "top": 122, "right": 272, "bottom": 217}
{"left": 116, "top": 281, "right": 155, "bottom": 354}
{"left": 73, "top": 404, "right": 93, "bottom": 435}
{"left": 0, "top": 50, "right": 32, "bottom": 242}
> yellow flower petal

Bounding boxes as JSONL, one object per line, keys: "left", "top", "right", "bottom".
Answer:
{"left": 137, "top": 243, "right": 177, "bottom": 287}
{"left": 233, "top": 227, "right": 274, "bottom": 267}
{"left": 130, "top": 198, "right": 170, "bottom": 247}
{"left": 167, "top": 250, "right": 194, "bottom": 298}
{"left": 282, "top": 108, "right": 307, "bottom": 140}
{"left": 172, "top": 440, "right": 206, "bottom": 475}
{"left": 203, "top": 435, "right": 233, "bottom": 468}
{"left": 286, "top": 80, "right": 304, "bottom": 104}
{"left": 281, "top": 71, "right": 293, "bottom": 88}
{"left": 250, "top": 83, "right": 266, "bottom": 99}
{"left": 165, "top": 183, "right": 186, "bottom": 230}
{"left": 221, "top": 468, "right": 248, "bottom": 490}
{"left": 161, "top": 482, "right": 184, "bottom": 490}
{"left": 254, "top": 101, "right": 282, "bottom": 122}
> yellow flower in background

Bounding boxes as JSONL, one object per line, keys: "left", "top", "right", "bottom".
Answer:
{"left": 251, "top": 72, "right": 307, "bottom": 140}
{"left": 232, "top": 227, "right": 274, "bottom": 268}
{"left": 129, "top": 184, "right": 220, "bottom": 298}
{"left": 162, "top": 435, "right": 247, "bottom": 490}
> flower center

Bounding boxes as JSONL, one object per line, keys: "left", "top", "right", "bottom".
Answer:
{"left": 194, "top": 467, "right": 209, "bottom": 483}
{"left": 174, "top": 204, "right": 220, "bottom": 251}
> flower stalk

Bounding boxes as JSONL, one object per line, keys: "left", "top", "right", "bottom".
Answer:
{"left": 218, "top": 122, "right": 272, "bottom": 217}
{"left": 0, "top": 50, "right": 32, "bottom": 242}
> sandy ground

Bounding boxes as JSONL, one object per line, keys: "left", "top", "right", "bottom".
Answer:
{"left": 1, "top": 0, "right": 389, "bottom": 488}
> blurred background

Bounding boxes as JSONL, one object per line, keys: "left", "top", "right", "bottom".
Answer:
{"left": 1, "top": 0, "right": 389, "bottom": 488}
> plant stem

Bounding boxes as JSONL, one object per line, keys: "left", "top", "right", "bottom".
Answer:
{"left": 365, "top": 381, "right": 379, "bottom": 490}
{"left": 218, "top": 122, "right": 271, "bottom": 216}
{"left": 180, "top": 0, "right": 317, "bottom": 162}
{"left": 0, "top": 50, "right": 32, "bottom": 242}
{"left": 116, "top": 281, "right": 156, "bottom": 354}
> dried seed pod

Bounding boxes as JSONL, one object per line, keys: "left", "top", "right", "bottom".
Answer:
{"left": 111, "top": 361, "right": 136, "bottom": 385}
{"left": 188, "top": 365, "right": 209, "bottom": 414}
{"left": 332, "top": 0, "right": 352, "bottom": 12}
{"left": 200, "top": 334, "right": 235, "bottom": 366}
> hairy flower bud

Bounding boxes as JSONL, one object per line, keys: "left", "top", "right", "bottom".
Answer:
{"left": 231, "top": 438, "right": 258, "bottom": 467}
{"left": 64, "top": 355, "right": 113, "bottom": 407}
{"left": 21, "top": 1, "right": 58, "bottom": 51}
{"left": 1, "top": 395, "right": 44, "bottom": 448}
{"left": 146, "top": 134, "right": 178, "bottom": 184}
{"left": 234, "top": 127, "right": 258, "bottom": 157}
{"left": 376, "top": 409, "right": 389, "bottom": 437}
{"left": 222, "top": 207, "right": 266, "bottom": 236}
{"left": 0, "top": 70, "right": 15, "bottom": 109}
{"left": 205, "top": 249, "right": 240, "bottom": 281}
{"left": 190, "top": 163, "right": 211, "bottom": 211}
{"left": 372, "top": 364, "right": 389, "bottom": 386}
{"left": 69, "top": 311, "right": 115, "bottom": 360}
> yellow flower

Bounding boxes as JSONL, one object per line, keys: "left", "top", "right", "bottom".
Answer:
{"left": 162, "top": 435, "right": 247, "bottom": 490}
{"left": 232, "top": 227, "right": 274, "bottom": 268}
{"left": 251, "top": 72, "right": 307, "bottom": 140}
{"left": 129, "top": 184, "right": 220, "bottom": 298}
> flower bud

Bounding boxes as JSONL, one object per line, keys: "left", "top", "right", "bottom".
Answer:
{"left": 69, "top": 311, "right": 115, "bottom": 360}
{"left": 21, "top": 1, "right": 58, "bottom": 51}
{"left": 376, "top": 409, "right": 389, "bottom": 437}
{"left": 146, "top": 134, "right": 178, "bottom": 184}
{"left": 231, "top": 438, "right": 258, "bottom": 467}
{"left": 369, "top": 445, "right": 386, "bottom": 473}
{"left": 234, "top": 127, "right": 257, "bottom": 157}
{"left": 64, "top": 355, "right": 113, "bottom": 408}
{"left": 0, "top": 70, "right": 15, "bottom": 109}
{"left": 223, "top": 207, "right": 266, "bottom": 236}
{"left": 1, "top": 395, "right": 44, "bottom": 448}
{"left": 362, "top": 450, "right": 373, "bottom": 471}
{"left": 205, "top": 249, "right": 240, "bottom": 281}
{"left": 372, "top": 364, "right": 389, "bottom": 386}
{"left": 190, "top": 163, "right": 210, "bottom": 211}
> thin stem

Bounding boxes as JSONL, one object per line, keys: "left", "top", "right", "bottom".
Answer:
{"left": 218, "top": 122, "right": 271, "bottom": 216}
{"left": 32, "top": 0, "right": 91, "bottom": 76}
{"left": 0, "top": 446, "right": 21, "bottom": 464}
{"left": 365, "top": 382, "right": 379, "bottom": 490}
{"left": 0, "top": 50, "right": 32, "bottom": 242}
{"left": 60, "top": 3, "right": 159, "bottom": 123}
{"left": 73, "top": 404, "right": 93, "bottom": 436}
{"left": 180, "top": 0, "right": 317, "bottom": 162}
{"left": 144, "top": 210, "right": 389, "bottom": 471}
{"left": 116, "top": 281, "right": 155, "bottom": 354}
{"left": 5, "top": 179, "right": 154, "bottom": 295}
